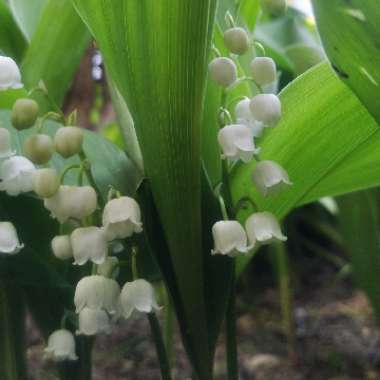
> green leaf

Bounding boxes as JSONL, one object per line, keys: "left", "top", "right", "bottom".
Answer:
{"left": 312, "top": 0, "right": 380, "bottom": 124}
{"left": 21, "top": 0, "right": 91, "bottom": 105}
{"left": 0, "top": 0, "right": 27, "bottom": 61}
{"left": 240, "top": 0, "right": 260, "bottom": 31}
{"left": 0, "top": 88, "right": 27, "bottom": 110}
{"left": 231, "top": 62, "right": 380, "bottom": 274}
{"left": 72, "top": 1, "right": 217, "bottom": 377}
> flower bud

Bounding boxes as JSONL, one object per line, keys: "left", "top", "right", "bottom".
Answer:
{"left": 44, "top": 185, "right": 97, "bottom": 223}
{"left": 97, "top": 256, "right": 119, "bottom": 278}
{"left": 224, "top": 27, "right": 249, "bottom": 55}
{"left": 250, "top": 57, "right": 277, "bottom": 86}
{"left": 74, "top": 275, "right": 120, "bottom": 314}
{"left": 102, "top": 197, "right": 143, "bottom": 241}
{"left": 71, "top": 227, "right": 108, "bottom": 265}
{"left": 0, "top": 56, "right": 22, "bottom": 90}
{"left": 77, "top": 307, "right": 112, "bottom": 336}
{"left": 0, "top": 156, "right": 36, "bottom": 196}
{"left": 208, "top": 57, "right": 237, "bottom": 87}
{"left": 249, "top": 94, "right": 281, "bottom": 126}
{"left": 211, "top": 220, "right": 248, "bottom": 257}
{"left": 260, "top": 0, "right": 287, "bottom": 16}
{"left": 120, "top": 279, "right": 160, "bottom": 319}
{"left": 218, "top": 124, "right": 260, "bottom": 162}
{"left": 44, "top": 329, "right": 78, "bottom": 361}
{"left": 245, "top": 212, "right": 287, "bottom": 246}
{"left": 0, "top": 222, "right": 23, "bottom": 255}
{"left": 235, "top": 98, "right": 264, "bottom": 137}
{"left": 252, "top": 160, "right": 292, "bottom": 197}
{"left": 11, "top": 98, "right": 39, "bottom": 130}
{"left": 54, "top": 127, "right": 83, "bottom": 158}
{"left": 33, "top": 168, "right": 60, "bottom": 198}
{"left": 0, "top": 128, "right": 15, "bottom": 159}
{"left": 51, "top": 235, "right": 73, "bottom": 260}
{"left": 24, "top": 134, "right": 54, "bottom": 165}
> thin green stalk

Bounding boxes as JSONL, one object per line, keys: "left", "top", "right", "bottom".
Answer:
{"left": 163, "top": 290, "right": 175, "bottom": 367}
{"left": 148, "top": 312, "right": 173, "bottom": 380}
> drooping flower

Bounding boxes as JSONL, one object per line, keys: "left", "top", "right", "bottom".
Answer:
{"left": 44, "top": 186, "right": 97, "bottom": 223}
{"left": 0, "top": 222, "right": 23, "bottom": 254}
{"left": 224, "top": 27, "right": 249, "bottom": 55}
{"left": 250, "top": 94, "right": 282, "bottom": 126}
{"left": 51, "top": 235, "right": 73, "bottom": 260}
{"left": 235, "top": 98, "right": 264, "bottom": 137}
{"left": 0, "top": 56, "right": 23, "bottom": 90}
{"left": 44, "top": 329, "right": 78, "bottom": 361}
{"left": 252, "top": 160, "right": 292, "bottom": 197}
{"left": 102, "top": 197, "right": 143, "bottom": 241}
{"left": 33, "top": 168, "right": 60, "bottom": 198}
{"left": 250, "top": 57, "right": 277, "bottom": 86}
{"left": 97, "top": 256, "right": 119, "bottom": 278}
{"left": 24, "top": 134, "right": 54, "bottom": 165}
{"left": 120, "top": 279, "right": 160, "bottom": 319}
{"left": 0, "top": 156, "right": 36, "bottom": 196}
{"left": 0, "top": 128, "right": 14, "bottom": 159}
{"left": 74, "top": 275, "right": 120, "bottom": 315}
{"left": 218, "top": 124, "right": 260, "bottom": 162}
{"left": 208, "top": 57, "right": 237, "bottom": 87}
{"left": 245, "top": 212, "right": 287, "bottom": 246}
{"left": 71, "top": 227, "right": 108, "bottom": 265}
{"left": 76, "top": 307, "right": 112, "bottom": 336}
{"left": 54, "top": 127, "right": 84, "bottom": 158}
{"left": 211, "top": 220, "right": 248, "bottom": 257}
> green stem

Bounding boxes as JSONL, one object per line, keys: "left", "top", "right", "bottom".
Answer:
{"left": 148, "top": 312, "right": 173, "bottom": 380}
{"left": 163, "top": 290, "right": 175, "bottom": 367}
{"left": 131, "top": 247, "right": 138, "bottom": 280}
{"left": 59, "top": 163, "right": 81, "bottom": 183}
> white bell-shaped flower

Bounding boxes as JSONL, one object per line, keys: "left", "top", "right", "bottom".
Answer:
{"left": 51, "top": 235, "right": 73, "bottom": 260}
{"left": 0, "top": 222, "right": 23, "bottom": 254}
{"left": 54, "top": 127, "right": 84, "bottom": 158}
{"left": 71, "top": 227, "right": 108, "bottom": 265}
{"left": 218, "top": 124, "right": 260, "bottom": 162}
{"left": 245, "top": 212, "right": 287, "bottom": 246}
{"left": 211, "top": 220, "right": 248, "bottom": 257}
{"left": 74, "top": 275, "right": 120, "bottom": 315}
{"left": 102, "top": 197, "right": 143, "bottom": 241}
{"left": 250, "top": 94, "right": 281, "bottom": 126}
{"left": 120, "top": 279, "right": 160, "bottom": 319}
{"left": 252, "top": 160, "right": 292, "bottom": 197}
{"left": 0, "top": 128, "right": 15, "bottom": 159}
{"left": 0, "top": 56, "right": 23, "bottom": 90}
{"left": 44, "top": 186, "right": 97, "bottom": 223}
{"left": 208, "top": 57, "right": 237, "bottom": 87}
{"left": 33, "top": 168, "right": 60, "bottom": 198}
{"left": 0, "top": 156, "right": 36, "bottom": 196}
{"left": 224, "top": 27, "right": 249, "bottom": 55}
{"left": 44, "top": 329, "right": 78, "bottom": 361}
{"left": 97, "top": 256, "right": 119, "bottom": 278}
{"left": 235, "top": 98, "right": 264, "bottom": 137}
{"left": 76, "top": 307, "right": 112, "bottom": 336}
{"left": 250, "top": 57, "right": 277, "bottom": 86}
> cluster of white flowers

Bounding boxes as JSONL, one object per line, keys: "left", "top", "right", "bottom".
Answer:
{"left": 208, "top": 28, "right": 292, "bottom": 257}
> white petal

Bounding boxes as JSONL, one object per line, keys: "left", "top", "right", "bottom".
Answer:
{"left": 208, "top": 57, "right": 237, "bottom": 87}
{"left": 0, "top": 56, "right": 23, "bottom": 90}
{"left": 250, "top": 57, "right": 277, "bottom": 86}
{"left": 0, "top": 128, "right": 14, "bottom": 159}
{"left": 0, "top": 222, "right": 23, "bottom": 254}
{"left": 250, "top": 94, "right": 281, "bottom": 126}
{"left": 44, "top": 329, "right": 77, "bottom": 362}
{"left": 76, "top": 308, "right": 112, "bottom": 336}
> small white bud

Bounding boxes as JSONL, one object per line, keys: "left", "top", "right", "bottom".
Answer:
{"left": 211, "top": 220, "right": 248, "bottom": 257}
{"left": 0, "top": 128, "right": 15, "bottom": 159}
{"left": 44, "top": 329, "right": 78, "bottom": 362}
{"left": 0, "top": 222, "right": 23, "bottom": 254}
{"left": 102, "top": 197, "right": 143, "bottom": 241}
{"left": 11, "top": 98, "right": 39, "bottom": 130}
{"left": 76, "top": 307, "right": 112, "bottom": 336}
{"left": 0, "top": 156, "right": 36, "bottom": 196}
{"left": 44, "top": 185, "right": 97, "bottom": 223}
{"left": 54, "top": 127, "right": 84, "bottom": 158}
{"left": 224, "top": 27, "right": 249, "bottom": 55}
{"left": 208, "top": 57, "right": 237, "bottom": 87}
{"left": 252, "top": 160, "right": 292, "bottom": 197}
{"left": 71, "top": 227, "right": 108, "bottom": 265}
{"left": 235, "top": 98, "right": 264, "bottom": 137}
{"left": 97, "top": 257, "right": 119, "bottom": 278}
{"left": 51, "top": 235, "right": 73, "bottom": 260}
{"left": 33, "top": 168, "right": 60, "bottom": 198}
{"left": 24, "top": 134, "right": 54, "bottom": 165}
{"left": 218, "top": 124, "right": 260, "bottom": 162}
{"left": 250, "top": 57, "right": 277, "bottom": 86}
{"left": 120, "top": 279, "right": 160, "bottom": 319}
{"left": 249, "top": 94, "right": 281, "bottom": 126}
{"left": 74, "top": 275, "right": 120, "bottom": 315}
{"left": 245, "top": 212, "right": 286, "bottom": 246}
{"left": 0, "top": 56, "right": 23, "bottom": 90}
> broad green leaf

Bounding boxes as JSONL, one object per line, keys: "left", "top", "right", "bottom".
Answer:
{"left": 71, "top": 1, "right": 217, "bottom": 377}
{"left": 312, "top": 0, "right": 380, "bottom": 124}
{"left": 21, "top": 0, "right": 91, "bottom": 105}
{"left": 231, "top": 62, "right": 380, "bottom": 274}
{"left": 8, "top": 0, "right": 48, "bottom": 41}
{"left": 0, "top": 88, "right": 27, "bottom": 109}
{"left": 240, "top": 0, "right": 260, "bottom": 31}
{"left": 0, "top": 0, "right": 27, "bottom": 61}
